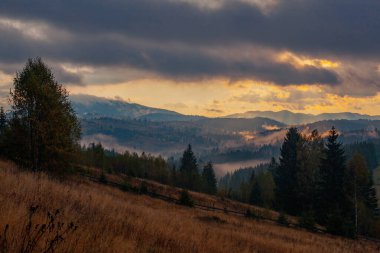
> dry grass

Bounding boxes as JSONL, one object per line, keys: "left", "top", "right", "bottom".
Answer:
{"left": 1, "top": 161, "right": 379, "bottom": 253}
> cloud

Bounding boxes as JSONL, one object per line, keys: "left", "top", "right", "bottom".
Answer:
{"left": 0, "top": 0, "right": 378, "bottom": 95}
{"left": 0, "top": 17, "right": 339, "bottom": 85}
{"left": 0, "top": 0, "right": 378, "bottom": 57}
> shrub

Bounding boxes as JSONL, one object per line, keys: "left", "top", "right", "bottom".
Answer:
{"left": 139, "top": 181, "right": 148, "bottom": 194}
{"left": 277, "top": 212, "right": 289, "bottom": 227}
{"left": 99, "top": 172, "right": 108, "bottom": 184}
{"left": 179, "top": 190, "right": 193, "bottom": 207}
{"left": 298, "top": 211, "right": 316, "bottom": 231}
{"left": 120, "top": 180, "right": 132, "bottom": 192}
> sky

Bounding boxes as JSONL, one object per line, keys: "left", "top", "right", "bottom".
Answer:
{"left": 0, "top": 0, "right": 379, "bottom": 116}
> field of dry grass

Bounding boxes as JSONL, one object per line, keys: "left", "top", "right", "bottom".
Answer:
{"left": 1, "top": 160, "right": 380, "bottom": 253}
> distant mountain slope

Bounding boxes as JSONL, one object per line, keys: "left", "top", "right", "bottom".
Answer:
{"left": 226, "top": 110, "right": 380, "bottom": 125}
{"left": 80, "top": 117, "right": 285, "bottom": 155}
{"left": 71, "top": 94, "right": 204, "bottom": 121}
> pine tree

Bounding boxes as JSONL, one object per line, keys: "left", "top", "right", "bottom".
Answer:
{"left": 250, "top": 180, "right": 263, "bottom": 206}
{"left": 317, "top": 127, "right": 355, "bottom": 237}
{"left": 348, "top": 154, "right": 379, "bottom": 236}
{"left": 297, "top": 129, "right": 324, "bottom": 213}
{"left": 0, "top": 107, "right": 6, "bottom": 131}
{"left": 274, "top": 127, "right": 301, "bottom": 215}
{"left": 6, "top": 58, "right": 81, "bottom": 175}
{"left": 179, "top": 144, "right": 199, "bottom": 190}
{"left": 201, "top": 162, "right": 217, "bottom": 195}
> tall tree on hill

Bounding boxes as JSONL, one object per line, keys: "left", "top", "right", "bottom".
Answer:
{"left": 296, "top": 130, "right": 324, "bottom": 213}
{"left": 201, "top": 162, "right": 217, "bottom": 195}
{"left": 274, "top": 127, "right": 302, "bottom": 215}
{"left": 0, "top": 107, "right": 6, "bottom": 131}
{"left": 347, "top": 154, "right": 379, "bottom": 236}
{"left": 6, "top": 58, "right": 81, "bottom": 175}
{"left": 180, "top": 144, "right": 200, "bottom": 190}
{"left": 317, "top": 127, "right": 355, "bottom": 237}
{"left": 249, "top": 172, "right": 263, "bottom": 206}
{"left": 0, "top": 106, "right": 7, "bottom": 157}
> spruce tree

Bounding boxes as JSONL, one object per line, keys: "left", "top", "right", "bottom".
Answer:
{"left": 7, "top": 58, "right": 81, "bottom": 174}
{"left": 318, "top": 127, "right": 355, "bottom": 237}
{"left": 201, "top": 162, "right": 217, "bottom": 195}
{"left": 0, "top": 107, "right": 6, "bottom": 131}
{"left": 348, "top": 154, "right": 379, "bottom": 236}
{"left": 179, "top": 144, "right": 199, "bottom": 190}
{"left": 274, "top": 127, "right": 301, "bottom": 215}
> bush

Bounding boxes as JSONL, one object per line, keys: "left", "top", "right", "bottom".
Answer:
{"left": 179, "top": 190, "right": 193, "bottom": 207}
{"left": 245, "top": 209, "right": 262, "bottom": 220}
{"left": 99, "top": 172, "right": 107, "bottom": 184}
{"left": 120, "top": 180, "right": 132, "bottom": 192}
{"left": 139, "top": 181, "right": 148, "bottom": 194}
{"left": 277, "top": 212, "right": 289, "bottom": 226}
{"left": 298, "top": 211, "right": 316, "bottom": 231}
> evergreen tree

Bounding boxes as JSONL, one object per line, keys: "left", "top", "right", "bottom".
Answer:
{"left": 348, "top": 154, "right": 379, "bottom": 236}
{"left": 250, "top": 180, "right": 263, "bottom": 206}
{"left": 317, "top": 127, "right": 355, "bottom": 237}
{"left": 0, "top": 106, "right": 7, "bottom": 157}
{"left": 201, "top": 162, "right": 217, "bottom": 195}
{"left": 0, "top": 107, "right": 6, "bottom": 131}
{"left": 296, "top": 130, "right": 324, "bottom": 213}
{"left": 274, "top": 127, "right": 302, "bottom": 215}
{"left": 179, "top": 144, "right": 199, "bottom": 190}
{"left": 6, "top": 58, "right": 81, "bottom": 174}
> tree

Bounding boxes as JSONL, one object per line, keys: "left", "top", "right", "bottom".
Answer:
{"left": 348, "top": 153, "right": 379, "bottom": 236}
{"left": 0, "top": 106, "right": 7, "bottom": 157}
{"left": 179, "top": 144, "right": 200, "bottom": 190}
{"left": 201, "top": 162, "right": 217, "bottom": 195}
{"left": 274, "top": 127, "right": 302, "bottom": 215}
{"left": 250, "top": 179, "right": 263, "bottom": 206}
{"left": 296, "top": 130, "right": 324, "bottom": 213}
{"left": 317, "top": 127, "right": 355, "bottom": 237}
{"left": 7, "top": 58, "right": 81, "bottom": 174}
{"left": 0, "top": 107, "right": 6, "bottom": 131}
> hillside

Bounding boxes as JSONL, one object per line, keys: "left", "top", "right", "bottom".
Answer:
{"left": 80, "top": 117, "right": 285, "bottom": 155}
{"left": 226, "top": 110, "right": 380, "bottom": 125}
{"left": 1, "top": 161, "right": 379, "bottom": 253}
{"left": 71, "top": 94, "right": 204, "bottom": 122}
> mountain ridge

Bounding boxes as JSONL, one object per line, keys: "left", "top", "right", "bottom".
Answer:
{"left": 71, "top": 94, "right": 380, "bottom": 125}
{"left": 225, "top": 110, "right": 380, "bottom": 125}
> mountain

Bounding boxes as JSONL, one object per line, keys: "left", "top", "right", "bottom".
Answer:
{"left": 71, "top": 94, "right": 204, "bottom": 121}
{"left": 80, "top": 116, "right": 285, "bottom": 155}
{"left": 226, "top": 110, "right": 380, "bottom": 125}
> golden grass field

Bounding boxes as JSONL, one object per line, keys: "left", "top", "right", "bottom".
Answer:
{"left": 1, "top": 160, "right": 380, "bottom": 253}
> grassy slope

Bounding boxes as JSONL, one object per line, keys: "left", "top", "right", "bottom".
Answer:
{"left": 1, "top": 161, "right": 379, "bottom": 253}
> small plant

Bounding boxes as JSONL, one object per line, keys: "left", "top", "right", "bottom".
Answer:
{"left": 179, "top": 190, "right": 193, "bottom": 207}
{"left": 298, "top": 211, "right": 316, "bottom": 231}
{"left": 245, "top": 209, "right": 262, "bottom": 220}
{"left": 1, "top": 205, "right": 77, "bottom": 253}
{"left": 277, "top": 212, "right": 289, "bottom": 227}
{"left": 138, "top": 181, "right": 148, "bottom": 194}
{"left": 245, "top": 209, "right": 252, "bottom": 217}
{"left": 99, "top": 172, "right": 108, "bottom": 184}
{"left": 120, "top": 180, "right": 132, "bottom": 192}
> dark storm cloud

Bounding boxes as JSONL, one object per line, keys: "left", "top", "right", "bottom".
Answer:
{"left": 0, "top": 0, "right": 378, "bottom": 86}
{"left": 0, "top": 0, "right": 379, "bottom": 57}
{"left": 0, "top": 24, "right": 339, "bottom": 85}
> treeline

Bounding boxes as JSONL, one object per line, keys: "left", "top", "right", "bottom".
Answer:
{"left": 221, "top": 128, "right": 380, "bottom": 237}
{"left": 79, "top": 143, "right": 218, "bottom": 195}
